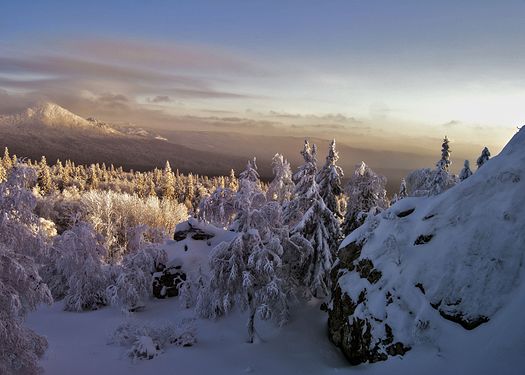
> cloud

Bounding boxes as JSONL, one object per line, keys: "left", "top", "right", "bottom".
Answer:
{"left": 148, "top": 95, "right": 172, "bottom": 103}
{"left": 442, "top": 120, "right": 461, "bottom": 127}
{"left": 0, "top": 37, "right": 262, "bottom": 124}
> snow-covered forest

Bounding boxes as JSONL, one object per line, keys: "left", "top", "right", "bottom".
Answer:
{"left": 4, "top": 126, "right": 524, "bottom": 375}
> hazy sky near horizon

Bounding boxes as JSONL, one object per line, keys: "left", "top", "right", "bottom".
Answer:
{"left": 0, "top": 0, "right": 523, "bottom": 153}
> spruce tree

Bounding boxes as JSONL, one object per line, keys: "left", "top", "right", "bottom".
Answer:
{"left": 342, "top": 161, "right": 389, "bottom": 236}
{"left": 459, "top": 160, "right": 473, "bottom": 181}
{"left": 37, "top": 156, "right": 53, "bottom": 195}
{"left": 266, "top": 154, "right": 294, "bottom": 203}
{"left": 207, "top": 161, "right": 289, "bottom": 343}
{"left": 2, "top": 147, "right": 12, "bottom": 170}
{"left": 284, "top": 140, "right": 341, "bottom": 297}
{"left": 399, "top": 178, "right": 408, "bottom": 199}
{"left": 476, "top": 147, "right": 491, "bottom": 168}
{"left": 162, "top": 161, "right": 175, "bottom": 200}
{"left": 430, "top": 136, "right": 456, "bottom": 195}
{"left": 316, "top": 139, "right": 344, "bottom": 219}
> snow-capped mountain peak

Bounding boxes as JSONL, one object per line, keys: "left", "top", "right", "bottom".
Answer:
{"left": 0, "top": 102, "right": 120, "bottom": 134}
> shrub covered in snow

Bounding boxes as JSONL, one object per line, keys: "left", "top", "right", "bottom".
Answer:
{"left": 109, "top": 319, "right": 196, "bottom": 360}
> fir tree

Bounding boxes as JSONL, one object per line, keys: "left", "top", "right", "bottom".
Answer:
{"left": 2, "top": 147, "right": 12, "bottom": 170}
{"left": 476, "top": 147, "right": 491, "bottom": 168}
{"left": 37, "top": 156, "right": 53, "bottom": 194}
{"left": 266, "top": 154, "right": 294, "bottom": 203}
{"left": 342, "top": 161, "right": 389, "bottom": 236}
{"left": 207, "top": 163, "right": 290, "bottom": 343}
{"left": 399, "top": 178, "right": 408, "bottom": 199}
{"left": 436, "top": 136, "right": 451, "bottom": 172}
{"left": 284, "top": 140, "right": 341, "bottom": 297}
{"left": 459, "top": 160, "right": 473, "bottom": 181}
{"left": 316, "top": 139, "right": 344, "bottom": 218}
{"left": 162, "top": 161, "right": 175, "bottom": 200}
{"left": 430, "top": 136, "right": 457, "bottom": 196}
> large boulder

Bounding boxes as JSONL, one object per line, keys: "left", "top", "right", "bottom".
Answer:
{"left": 329, "top": 128, "right": 525, "bottom": 365}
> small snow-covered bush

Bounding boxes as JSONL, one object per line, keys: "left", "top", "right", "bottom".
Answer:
{"left": 109, "top": 319, "right": 196, "bottom": 360}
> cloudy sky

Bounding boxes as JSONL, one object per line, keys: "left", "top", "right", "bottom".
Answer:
{"left": 0, "top": 0, "right": 523, "bottom": 156}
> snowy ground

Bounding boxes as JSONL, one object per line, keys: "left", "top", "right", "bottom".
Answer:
{"left": 27, "top": 284, "right": 525, "bottom": 375}
{"left": 27, "top": 212, "right": 525, "bottom": 375}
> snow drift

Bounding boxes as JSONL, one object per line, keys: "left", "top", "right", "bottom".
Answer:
{"left": 328, "top": 128, "right": 525, "bottom": 366}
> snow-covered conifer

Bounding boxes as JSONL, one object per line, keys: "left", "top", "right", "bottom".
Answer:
{"left": 198, "top": 187, "right": 236, "bottom": 228}
{"left": 162, "top": 161, "right": 175, "bottom": 200}
{"left": 476, "top": 147, "right": 491, "bottom": 169}
{"left": 284, "top": 140, "right": 341, "bottom": 297}
{"left": 266, "top": 154, "right": 294, "bottom": 203}
{"left": 399, "top": 178, "right": 408, "bottom": 199}
{"left": 459, "top": 160, "right": 473, "bottom": 181}
{"left": 436, "top": 136, "right": 451, "bottom": 172}
{"left": 316, "top": 139, "right": 344, "bottom": 218}
{"left": 430, "top": 137, "right": 457, "bottom": 195}
{"left": 205, "top": 162, "right": 292, "bottom": 342}
{"left": 342, "top": 161, "right": 388, "bottom": 236}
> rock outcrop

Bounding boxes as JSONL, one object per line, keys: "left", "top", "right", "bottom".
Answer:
{"left": 329, "top": 128, "right": 525, "bottom": 365}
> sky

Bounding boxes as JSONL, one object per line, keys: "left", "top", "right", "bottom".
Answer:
{"left": 0, "top": 0, "right": 523, "bottom": 157}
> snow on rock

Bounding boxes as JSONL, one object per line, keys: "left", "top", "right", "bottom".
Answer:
{"left": 153, "top": 219, "right": 235, "bottom": 298}
{"left": 328, "top": 128, "right": 525, "bottom": 365}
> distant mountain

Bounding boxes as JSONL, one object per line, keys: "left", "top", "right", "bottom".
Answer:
{"left": 0, "top": 102, "right": 120, "bottom": 134}
{"left": 0, "top": 103, "right": 419, "bottom": 190}
{"left": 0, "top": 103, "right": 245, "bottom": 175}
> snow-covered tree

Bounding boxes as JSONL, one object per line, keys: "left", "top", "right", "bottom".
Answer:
{"left": 459, "top": 160, "right": 473, "bottom": 181}
{"left": 0, "top": 166, "right": 53, "bottom": 375}
{"left": 107, "top": 244, "right": 168, "bottom": 312}
{"left": 162, "top": 161, "right": 175, "bottom": 200}
{"left": 50, "top": 222, "right": 109, "bottom": 311}
{"left": 205, "top": 162, "right": 293, "bottom": 342}
{"left": 87, "top": 164, "right": 99, "bottom": 190}
{"left": 399, "top": 178, "right": 408, "bottom": 199}
{"left": 198, "top": 187, "right": 236, "bottom": 228}
{"left": 430, "top": 137, "right": 457, "bottom": 195}
{"left": 232, "top": 158, "right": 266, "bottom": 232}
{"left": 0, "top": 159, "right": 6, "bottom": 183}
{"left": 476, "top": 147, "right": 491, "bottom": 169}
{"left": 436, "top": 136, "right": 451, "bottom": 172}
{"left": 266, "top": 153, "right": 294, "bottom": 203}
{"left": 284, "top": 140, "right": 341, "bottom": 297}
{"left": 316, "top": 139, "right": 344, "bottom": 218}
{"left": 37, "top": 156, "right": 53, "bottom": 195}
{"left": 342, "top": 161, "right": 389, "bottom": 236}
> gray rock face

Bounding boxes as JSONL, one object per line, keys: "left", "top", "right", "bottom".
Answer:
{"left": 328, "top": 128, "right": 525, "bottom": 366}
{"left": 328, "top": 240, "right": 409, "bottom": 365}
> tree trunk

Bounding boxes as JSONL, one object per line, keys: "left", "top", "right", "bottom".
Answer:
{"left": 247, "top": 294, "right": 255, "bottom": 343}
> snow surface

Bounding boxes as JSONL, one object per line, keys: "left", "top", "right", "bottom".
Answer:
{"left": 24, "top": 129, "right": 525, "bottom": 375}
{"left": 28, "top": 213, "right": 525, "bottom": 375}
{"left": 336, "top": 127, "right": 525, "bottom": 374}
